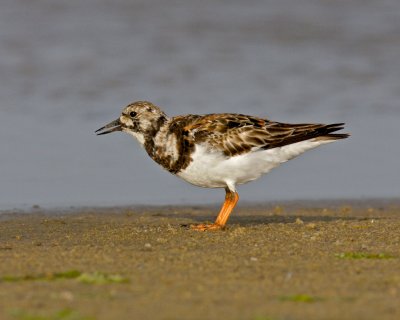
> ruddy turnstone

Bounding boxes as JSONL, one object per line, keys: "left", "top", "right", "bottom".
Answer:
{"left": 96, "top": 101, "right": 349, "bottom": 231}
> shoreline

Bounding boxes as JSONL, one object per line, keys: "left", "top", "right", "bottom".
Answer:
{"left": 2, "top": 197, "right": 399, "bottom": 215}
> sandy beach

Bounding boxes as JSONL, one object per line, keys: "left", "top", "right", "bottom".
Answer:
{"left": 0, "top": 201, "right": 399, "bottom": 320}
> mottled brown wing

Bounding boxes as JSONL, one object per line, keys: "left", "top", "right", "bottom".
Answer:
{"left": 182, "top": 114, "right": 348, "bottom": 157}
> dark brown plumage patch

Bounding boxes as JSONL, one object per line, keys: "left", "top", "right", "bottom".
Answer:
{"left": 227, "top": 121, "right": 241, "bottom": 129}
{"left": 167, "top": 115, "right": 202, "bottom": 173}
{"left": 146, "top": 115, "right": 202, "bottom": 174}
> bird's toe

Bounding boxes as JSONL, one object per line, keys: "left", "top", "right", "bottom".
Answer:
{"left": 190, "top": 223, "right": 225, "bottom": 231}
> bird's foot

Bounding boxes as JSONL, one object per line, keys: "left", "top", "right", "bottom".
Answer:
{"left": 189, "top": 223, "right": 225, "bottom": 231}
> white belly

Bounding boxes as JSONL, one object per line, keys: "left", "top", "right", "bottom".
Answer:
{"left": 176, "top": 139, "right": 334, "bottom": 190}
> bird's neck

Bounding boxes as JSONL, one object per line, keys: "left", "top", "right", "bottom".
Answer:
{"left": 141, "top": 117, "right": 175, "bottom": 172}
{"left": 142, "top": 117, "right": 194, "bottom": 174}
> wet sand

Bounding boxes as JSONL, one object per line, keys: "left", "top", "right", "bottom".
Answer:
{"left": 0, "top": 201, "right": 399, "bottom": 320}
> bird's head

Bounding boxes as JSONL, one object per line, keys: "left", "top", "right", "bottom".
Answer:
{"left": 96, "top": 101, "right": 168, "bottom": 144}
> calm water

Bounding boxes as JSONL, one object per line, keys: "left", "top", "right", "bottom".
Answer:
{"left": 1, "top": 0, "right": 399, "bottom": 209}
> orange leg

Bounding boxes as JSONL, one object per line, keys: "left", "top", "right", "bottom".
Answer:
{"left": 191, "top": 188, "right": 239, "bottom": 231}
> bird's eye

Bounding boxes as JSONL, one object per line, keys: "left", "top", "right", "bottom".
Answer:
{"left": 130, "top": 111, "right": 137, "bottom": 117}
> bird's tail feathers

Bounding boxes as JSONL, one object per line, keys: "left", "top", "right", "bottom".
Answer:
{"left": 315, "top": 123, "right": 350, "bottom": 141}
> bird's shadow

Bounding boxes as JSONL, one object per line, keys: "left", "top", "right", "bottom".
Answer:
{"left": 155, "top": 212, "right": 375, "bottom": 227}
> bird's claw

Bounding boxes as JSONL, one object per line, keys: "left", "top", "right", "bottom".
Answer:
{"left": 189, "top": 223, "right": 225, "bottom": 231}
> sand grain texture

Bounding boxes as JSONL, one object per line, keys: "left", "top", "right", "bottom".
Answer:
{"left": 0, "top": 203, "right": 399, "bottom": 320}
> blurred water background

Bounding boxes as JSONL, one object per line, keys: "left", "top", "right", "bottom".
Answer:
{"left": 1, "top": 0, "right": 399, "bottom": 210}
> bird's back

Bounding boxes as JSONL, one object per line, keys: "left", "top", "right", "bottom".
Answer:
{"left": 170, "top": 113, "right": 348, "bottom": 157}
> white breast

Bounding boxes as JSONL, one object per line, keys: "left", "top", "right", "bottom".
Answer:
{"left": 177, "top": 138, "right": 334, "bottom": 190}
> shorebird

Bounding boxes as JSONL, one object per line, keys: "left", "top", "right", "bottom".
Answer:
{"left": 96, "top": 101, "right": 349, "bottom": 230}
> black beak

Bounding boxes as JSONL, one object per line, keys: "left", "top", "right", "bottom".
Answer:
{"left": 95, "top": 119, "right": 122, "bottom": 135}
